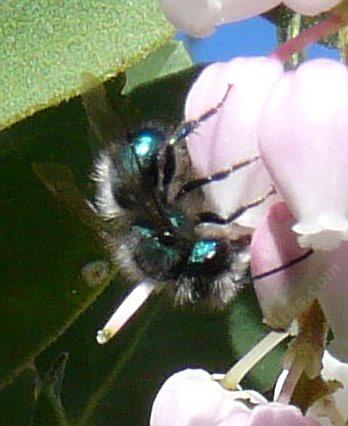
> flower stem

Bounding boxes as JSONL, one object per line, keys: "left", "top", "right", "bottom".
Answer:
{"left": 270, "top": 13, "right": 346, "bottom": 63}
{"left": 276, "top": 355, "right": 304, "bottom": 404}
{"left": 286, "top": 13, "right": 305, "bottom": 68}
{"left": 221, "top": 330, "right": 289, "bottom": 390}
{"left": 338, "top": 26, "right": 348, "bottom": 64}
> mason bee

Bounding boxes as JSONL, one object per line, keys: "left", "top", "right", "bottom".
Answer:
{"left": 34, "top": 78, "right": 278, "bottom": 345}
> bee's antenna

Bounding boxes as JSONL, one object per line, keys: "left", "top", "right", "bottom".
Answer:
{"left": 96, "top": 280, "right": 162, "bottom": 344}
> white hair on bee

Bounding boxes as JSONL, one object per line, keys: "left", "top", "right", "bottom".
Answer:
{"left": 92, "top": 151, "right": 121, "bottom": 220}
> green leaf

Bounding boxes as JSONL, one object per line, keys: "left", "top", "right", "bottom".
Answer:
{"left": 0, "top": 0, "right": 174, "bottom": 131}
{"left": 123, "top": 40, "right": 193, "bottom": 94}
{"left": 0, "top": 368, "right": 35, "bottom": 425}
{"left": 0, "top": 98, "right": 116, "bottom": 388}
{"left": 228, "top": 285, "right": 287, "bottom": 392}
{"left": 30, "top": 353, "right": 69, "bottom": 426}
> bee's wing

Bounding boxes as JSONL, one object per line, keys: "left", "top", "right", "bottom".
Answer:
{"left": 81, "top": 74, "right": 152, "bottom": 213}
{"left": 32, "top": 162, "right": 123, "bottom": 236}
{"left": 81, "top": 73, "right": 127, "bottom": 155}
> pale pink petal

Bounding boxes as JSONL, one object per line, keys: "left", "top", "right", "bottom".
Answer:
{"left": 160, "top": 0, "right": 224, "bottom": 37}
{"left": 259, "top": 59, "right": 348, "bottom": 250}
{"left": 284, "top": 0, "right": 341, "bottom": 15}
{"left": 249, "top": 403, "right": 319, "bottom": 425}
{"left": 251, "top": 202, "right": 331, "bottom": 328}
{"left": 251, "top": 201, "right": 348, "bottom": 353}
{"left": 150, "top": 369, "right": 318, "bottom": 425}
{"left": 160, "top": 1, "right": 340, "bottom": 37}
{"left": 150, "top": 369, "right": 252, "bottom": 426}
{"left": 214, "top": 0, "right": 279, "bottom": 26}
{"left": 160, "top": 0, "right": 279, "bottom": 37}
{"left": 185, "top": 57, "right": 283, "bottom": 229}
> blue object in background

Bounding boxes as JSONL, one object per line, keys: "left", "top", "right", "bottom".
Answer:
{"left": 178, "top": 16, "right": 339, "bottom": 64}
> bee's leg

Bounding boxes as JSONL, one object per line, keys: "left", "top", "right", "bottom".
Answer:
{"left": 167, "top": 83, "right": 233, "bottom": 147}
{"left": 174, "top": 156, "right": 259, "bottom": 201}
{"left": 157, "top": 84, "right": 233, "bottom": 194}
{"left": 252, "top": 249, "right": 314, "bottom": 281}
{"left": 161, "top": 145, "right": 176, "bottom": 203}
{"left": 198, "top": 186, "right": 276, "bottom": 225}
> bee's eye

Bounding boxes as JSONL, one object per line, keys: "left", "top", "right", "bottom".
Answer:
{"left": 126, "top": 129, "right": 165, "bottom": 168}
{"left": 133, "top": 129, "right": 163, "bottom": 154}
{"left": 120, "top": 128, "right": 166, "bottom": 179}
{"left": 188, "top": 240, "right": 220, "bottom": 264}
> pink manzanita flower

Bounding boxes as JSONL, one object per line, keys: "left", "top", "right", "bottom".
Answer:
{"left": 251, "top": 201, "right": 348, "bottom": 361}
{"left": 250, "top": 202, "right": 331, "bottom": 329}
{"left": 160, "top": 0, "right": 342, "bottom": 37}
{"left": 184, "top": 56, "right": 348, "bottom": 357}
{"left": 258, "top": 59, "right": 348, "bottom": 251}
{"left": 185, "top": 56, "right": 283, "bottom": 230}
{"left": 160, "top": 0, "right": 278, "bottom": 37}
{"left": 150, "top": 369, "right": 319, "bottom": 425}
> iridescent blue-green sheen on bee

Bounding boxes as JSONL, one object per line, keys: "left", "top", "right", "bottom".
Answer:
{"left": 121, "top": 129, "right": 165, "bottom": 173}
{"left": 189, "top": 240, "right": 219, "bottom": 264}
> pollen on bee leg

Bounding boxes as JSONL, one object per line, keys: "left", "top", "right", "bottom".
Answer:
{"left": 96, "top": 280, "right": 159, "bottom": 344}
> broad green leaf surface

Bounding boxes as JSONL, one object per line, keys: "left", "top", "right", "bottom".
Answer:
{"left": 0, "top": 152, "right": 113, "bottom": 389}
{"left": 0, "top": 0, "right": 174, "bottom": 131}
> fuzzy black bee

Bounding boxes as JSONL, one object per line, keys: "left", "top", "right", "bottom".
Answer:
{"left": 34, "top": 78, "right": 276, "bottom": 344}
